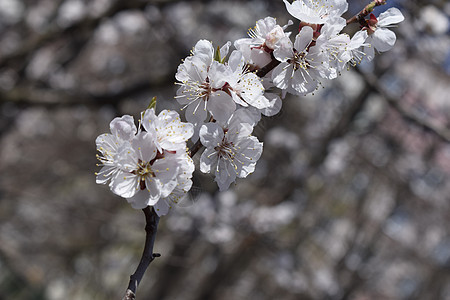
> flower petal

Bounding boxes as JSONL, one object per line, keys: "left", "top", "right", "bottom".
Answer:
{"left": 193, "top": 39, "right": 214, "bottom": 66}
{"left": 377, "top": 7, "right": 405, "bottom": 27}
{"left": 110, "top": 115, "right": 136, "bottom": 141}
{"left": 111, "top": 172, "right": 139, "bottom": 198}
{"left": 260, "top": 93, "right": 282, "bottom": 117}
{"left": 294, "top": 26, "right": 313, "bottom": 51}
{"left": 271, "top": 62, "right": 292, "bottom": 90}
{"left": 215, "top": 158, "right": 237, "bottom": 191}
{"left": 372, "top": 27, "right": 396, "bottom": 52}
{"left": 207, "top": 92, "right": 236, "bottom": 124}
{"left": 200, "top": 147, "right": 218, "bottom": 173}
{"left": 132, "top": 132, "right": 157, "bottom": 162}
{"left": 199, "top": 122, "right": 224, "bottom": 148}
{"left": 127, "top": 190, "right": 151, "bottom": 209}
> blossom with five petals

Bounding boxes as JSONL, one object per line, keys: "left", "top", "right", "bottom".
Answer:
{"left": 363, "top": 8, "right": 404, "bottom": 60}
{"left": 199, "top": 109, "right": 263, "bottom": 191}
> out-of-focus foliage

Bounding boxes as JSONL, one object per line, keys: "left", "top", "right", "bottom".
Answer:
{"left": 0, "top": 0, "right": 449, "bottom": 299}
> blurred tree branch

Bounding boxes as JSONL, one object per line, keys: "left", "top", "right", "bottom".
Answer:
{"left": 0, "top": 76, "right": 174, "bottom": 108}
{"left": 354, "top": 67, "right": 450, "bottom": 143}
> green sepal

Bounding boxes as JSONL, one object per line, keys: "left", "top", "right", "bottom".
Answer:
{"left": 214, "top": 45, "right": 222, "bottom": 63}
{"left": 147, "top": 96, "right": 157, "bottom": 110}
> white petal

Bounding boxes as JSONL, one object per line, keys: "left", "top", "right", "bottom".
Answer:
{"left": 273, "top": 36, "right": 293, "bottom": 62}
{"left": 234, "top": 38, "right": 253, "bottom": 60}
{"left": 199, "top": 122, "right": 224, "bottom": 148}
{"left": 293, "top": 69, "right": 318, "bottom": 94}
{"left": 111, "top": 172, "right": 139, "bottom": 198}
{"left": 208, "top": 61, "right": 230, "bottom": 89}
{"left": 228, "top": 50, "right": 244, "bottom": 72}
{"left": 132, "top": 132, "right": 157, "bottom": 162}
{"left": 260, "top": 93, "right": 282, "bottom": 117}
{"left": 155, "top": 110, "right": 193, "bottom": 151}
{"left": 250, "top": 48, "right": 272, "bottom": 68}
{"left": 332, "top": 0, "right": 349, "bottom": 16}
{"left": 372, "top": 27, "right": 396, "bottom": 52}
{"left": 200, "top": 147, "right": 218, "bottom": 174}
{"left": 284, "top": 0, "right": 309, "bottom": 22}
{"left": 377, "top": 7, "right": 405, "bottom": 27}
{"left": 152, "top": 158, "right": 179, "bottom": 184}
{"left": 110, "top": 115, "right": 136, "bottom": 141}
{"left": 145, "top": 177, "right": 162, "bottom": 203}
{"left": 238, "top": 74, "right": 268, "bottom": 109}
{"left": 154, "top": 199, "right": 170, "bottom": 216}
{"left": 127, "top": 190, "right": 151, "bottom": 209}
{"left": 142, "top": 108, "right": 157, "bottom": 134}
{"left": 236, "top": 137, "right": 263, "bottom": 177}
{"left": 159, "top": 178, "right": 178, "bottom": 198}
{"left": 257, "top": 16, "right": 277, "bottom": 36}
{"left": 96, "top": 166, "right": 117, "bottom": 184}
{"left": 215, "top": 158, "right": 237, "bottom": 191}
{"left": 96, "top": 133, "right": 119, "bottom": 155}
{"left": 207, "top": 92, "right": 236, "bottom": 124}
{"left": 193, "top": 39, "right": 214, "bottom": 66}
{"left": 271, "top": 62, "right": 292, "bottom": 90}
{"left": 364, "top": 43, "right": 375, "bottom": 61}
{"left": 219, "top": 41, "right": 232, "bottom": 59}
{"left": 230, "top": 89, "right": 248, "bottom": 107}
{"left": 228, "top": 108, "right": 259, "bottom": 128}
{"left": 185, "top": 98, "right": 208, "bottom": 127}
{"left": 294, "top": 26, "right": 313, "bottom": 51}
{"left": 175, "top": 56, "right": 207, "bottom": 83}
{"left": 227, "top": 122, "right": 254, "bottom": 143}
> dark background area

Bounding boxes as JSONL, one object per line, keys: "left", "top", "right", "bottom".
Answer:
{"left": 1, "top": 0, "right": 450, "bottom": 299}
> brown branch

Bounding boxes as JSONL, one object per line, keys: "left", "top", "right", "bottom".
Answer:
{"left": 189, "top": 139, "right": 204, "bottom": 158}
{"left": 122, "top": 206, "right": 160, "bottom": 300}
{"left": 346, "top": 0, "right": 387, "bottom": 25}
{"left": 255, "top": 57, "right": 281, "bottom": 78}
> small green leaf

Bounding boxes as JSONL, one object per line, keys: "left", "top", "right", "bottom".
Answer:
{"left": 214, "top": 45, "right": 221, "bottom": 62}
{"left": 147, "top": 96, "right": 157, "bottom": 110}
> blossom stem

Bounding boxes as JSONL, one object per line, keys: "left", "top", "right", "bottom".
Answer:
{"left": 346, "top": 0, "right": 387, "bottom": 25}
{"left": 188, "top": 116, "right": 215, "bottom": 158}
{"left": 189, "top": 139, "right": 204, "bottom": 158}
{"left": 122, "top": 206, "right": 160, "bottom": 300}
{"left": 255, "top": 56, "right": 281, "bottom": 78}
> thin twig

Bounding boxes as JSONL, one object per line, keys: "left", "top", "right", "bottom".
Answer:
{"left": 255, "top": 58, "right": 281, "bottom": 78}
{"left": 346, "top": 0, "right": 387, "bottom": 25}
{"left": 189, "top": 139, "right": 204, "bottom": 158}
{"left": 122, "top": 207, "right": 161, "bottom": 300}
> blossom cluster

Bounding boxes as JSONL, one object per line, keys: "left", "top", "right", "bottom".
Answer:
{"left": 96, "top": 0, "right": 404, "bottom": 213}
{"left": 96, "top": 108, "right": 194, "bottom": 216}
{"left": 174, "top": 0, "right": 404, "bottom": 192}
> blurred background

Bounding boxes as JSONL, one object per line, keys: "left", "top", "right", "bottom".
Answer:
{"left": 1, "top": 0, "right": 449, "bottom": 299}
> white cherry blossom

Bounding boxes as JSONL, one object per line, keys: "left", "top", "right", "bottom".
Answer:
{"left": 312, "top": 19, "right": 351, "bottom": 78}
{"left": 342, "top": 30, "right": 369, "bottom": 67}
{"left": 199, "top": 109, "right": 263, "bottom": 191}
{"left": 111, "top": 131, "right": 180, "bottom": 209}
{"left": 363, "top": 8, "right": 404, "bottom": 60}
{"left": 96, "top": 115, "right": 136, "bottom": 185}
{"left": 142, "top": 108, "right": 194, "bottom": 152}
{"left": 96, "top": 108, "right": 195, "bottom": 211}
{"left": 234, "top": 16, "right": 292, "bottom": 70}
{"left": 227, "top": 50, "right": 270, "bottom": 109}
{"left": 154, "top": 151, "right": 195, "bottom": 216}
{"left": 175, "top": 40, "right": 236, "bottom": 136}
{"left": 272, "top": 26, "right": 325, "bottom": 95}
{"left": 283, "top": 0, "right": 348, "bottom": 25}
